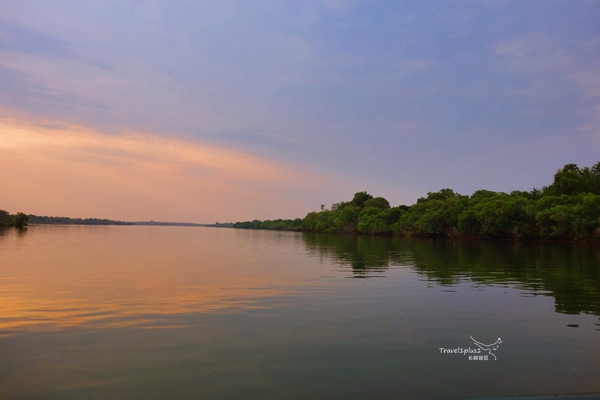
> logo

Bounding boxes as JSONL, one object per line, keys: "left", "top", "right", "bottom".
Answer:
{"left": 469, "top": 336, "right": 502, "bottom": 360}
{"left": 439, "top": 336, "right": 503, "bottom": 361}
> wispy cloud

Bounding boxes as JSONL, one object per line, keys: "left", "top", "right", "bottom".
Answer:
{"left": 1, "top": 1, "right": 600, "bottom": 215}
{"left": 0, "top": 116, "right": 343, "bottom": 221}
{"left": 0, "top": 21, "right": 80, "bottom": 59}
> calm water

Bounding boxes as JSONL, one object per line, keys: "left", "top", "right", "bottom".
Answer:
{"left": 0, "top": 226, "right": 599, "bottom": 399}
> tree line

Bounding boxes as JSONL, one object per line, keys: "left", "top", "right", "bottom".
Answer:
{"left": 234, "top": 162, "right": 600, "bottom": 241}
{"left": 0, "top": 211, "right": 28, "bottom": 229}
{"left": 27, "top": 215, "right": 134, "bottom": 225}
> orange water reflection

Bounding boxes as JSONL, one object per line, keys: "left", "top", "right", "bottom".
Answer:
{"left": 0, "top": 226, "right": 319, "bottom": 331}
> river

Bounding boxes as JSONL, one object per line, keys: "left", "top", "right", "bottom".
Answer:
{"left": 0, "top": 225, "right": 599, "bottom": 399}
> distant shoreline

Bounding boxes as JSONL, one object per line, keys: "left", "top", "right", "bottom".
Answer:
{"left": 26, "top": 215, "right": 233, "bottom": 228}
{"left": 133, "top": 221, "right": 232, "bottom": 227}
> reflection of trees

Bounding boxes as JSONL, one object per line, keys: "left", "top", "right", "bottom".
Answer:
{"left": 408, "top": 239, "right": 600, "bottom": 316}
{"left": 302, "top": 233, "right": 600, "bottom": 316}
{"left": 302, "top": 234, "right": 395, "bottom": 277}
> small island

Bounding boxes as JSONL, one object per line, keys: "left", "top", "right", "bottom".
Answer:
{"left": 234, "top": 162, "right": 600, "bottom": 241}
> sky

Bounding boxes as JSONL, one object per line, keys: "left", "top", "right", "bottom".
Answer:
{"left": 1, "top": 0, "right": 599, "bottom": 222}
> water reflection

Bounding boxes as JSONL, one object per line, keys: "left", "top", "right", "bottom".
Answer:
{"left": 0, "top": 226, "right": 310, "bottom": 331}
{"left": 302, "top": 233, "right": 395, "bottom": 277}
{"left": 302, "top": 234, "right": 600, "bottom": 316}
{"left": 1, "top": 227, "right": 599, "bottom": 399}
{"left": 3, "top": 226, "right": 598, "bottom": 334}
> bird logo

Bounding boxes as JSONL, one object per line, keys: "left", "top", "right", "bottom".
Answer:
{"left": 470, "top": 336, "right": 503, "bottom": 360}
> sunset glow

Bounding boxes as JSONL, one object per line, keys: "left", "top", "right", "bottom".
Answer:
{"left": 0, "top": 225, "right": 321, "bottom": 332}
{"left": 1, "top": 4, "right": 600, "bottom": 399}
{"left": 0, "top": 115, "right": 335, "bottom": 222}
{"left": 1, "top": 1, "right": 599, "bottom": 223}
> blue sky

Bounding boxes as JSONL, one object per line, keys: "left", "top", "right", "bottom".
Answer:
{"left": 1, "top": 1, "right": 599, "bottom": 221}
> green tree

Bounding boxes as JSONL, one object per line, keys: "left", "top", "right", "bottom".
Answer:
{"left": 548, "top": 163, "right": 600, "bottom": 196}
{"left": 357, "top": 207, "right": 390, "bottom": 235}
{"left": 14, "top": 213, "right": 28, "bottom": 229}
{"left": 0, "top": 210, "right": 12, "bottom": 227}
{"left": 457, "top": 209, "right": 480, "bottom": 235}
{"left": 331, "top": 201, "right": 350, "bottom": 212}
{"left": 536, "top": 193, "right": 600, "bottom": 239}
{"left": 473, "top": 195, "right": 535, "bottom": 238}
{"left": 232, "top": 161, "right": 600, "bottom": 241}
{"left": 332, "top": 205, "right": 360, "bottom": 233}
{"left": 363, "top": 197, "right": 390, "bottom": 210}
{"left": 351, "top": 191, "right": 374, "bottom": 209}
{"left": 0, "top": 210, "right": 28, "bottom": 228}
{"left": 409, "top": 190, "right": 468, "bottom": 235}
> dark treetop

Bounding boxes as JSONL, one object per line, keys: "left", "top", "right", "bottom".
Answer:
{"left": 0, "top": 211, "right": 28, "bottom": 229}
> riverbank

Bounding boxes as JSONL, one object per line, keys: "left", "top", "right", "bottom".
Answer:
{"left": 234, "top": 162, "right": 600, "bottom": 242}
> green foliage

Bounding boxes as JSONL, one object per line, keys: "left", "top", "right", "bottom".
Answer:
{"left": 233, "top": 162, "right": 600, "bottom": 241}
{"left": 547, "top": 162, "right": 600, "bottom": 196}
{"left": 357, "top": 207, "right": 390, "bottom": 234}
{"left": 0, "top": 210, "right": 11, "bottom": 226}
{"left": 385, "top": 207, "right": 407, "bottom": 225}
{"left": 363, "top": 197, "right": 390, "bottom": 210}
{"left": 302, "top": 211, "right": 337, "bottom": 233}
{"left": 14, "top": 213, "right": 28, "bottom": 229}
{"left": 424, "top": 188, "right": 461, "bottom": 202}
{"left": 469, "top": 195, "right": 535, "bottom": 238}
{"left": 408, "top": 191, "right": 468, "bottom": 235}
{"left": 470, "top": 189, "right": 499, "bottom": 201}
{"left": 332, "top": 205, "right": 360, "bottom": 233}
{"left": 233, "top": 218, "right": 303, "bottom": 231}
{"left": 331, "top": 201, "right": 350, "bottom": 212}
{"left": 393, "top": 211, "right": 414, "bottom": 234}
{"left": 535, "top": 194, "right": 600, "bottom": 239}
{"left": 0, "top": 210, "right": 28, "bottom": 228}
{"left": 457, "top": 209, "right": 480, "bottom": 235}
{"left": 351, "top": 191, "right": 373, "bottom": 208}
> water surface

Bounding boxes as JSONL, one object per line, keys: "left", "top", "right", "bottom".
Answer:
{"left": 0, "top": 226, "right": 599, "bottom": 399}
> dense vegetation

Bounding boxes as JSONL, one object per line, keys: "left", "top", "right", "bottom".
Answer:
{"left": 234, "top": 162, "right": 600, "bottom": 241}
{"left": 0, "top": 210, "right": 28, "bottom": 229}
{"left": 28, "top": 215, "right": 134, "bottom": 225}
{"left": 233, "top": 219, "right": 303, "bottom": 231}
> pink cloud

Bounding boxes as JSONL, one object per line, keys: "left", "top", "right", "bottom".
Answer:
{"left": 0, "top": 114, "right": 340, "bottom": 222}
